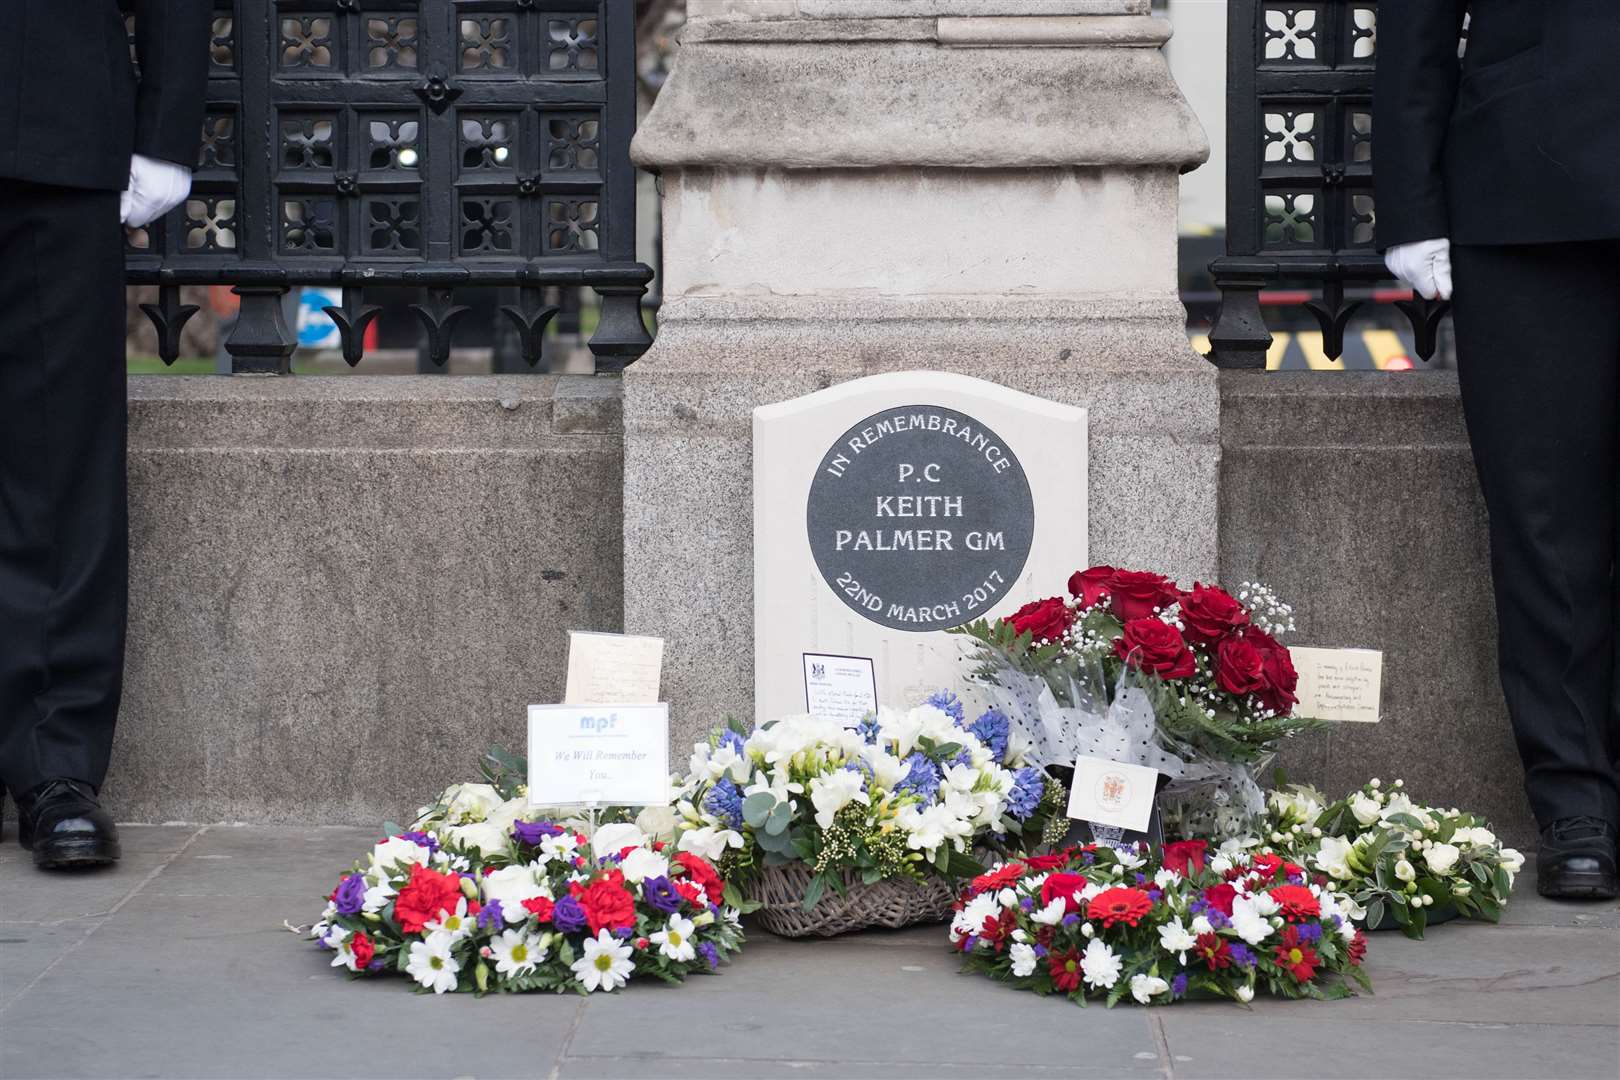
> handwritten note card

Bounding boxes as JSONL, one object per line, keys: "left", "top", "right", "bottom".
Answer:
{"left": 1066, "top": 756, "right": 1159, "bottom": 834}
{"left": 527, "top": 703, "right": 670, "bottom": 807}
{"left": 564, "top": 631, "right": 664, "bottom": 705}
{"left": 1291, "top": 647, "right": 1383, "bottom": 723}
{"left": 803, "top": 653, "right": 878, "bottom": 725}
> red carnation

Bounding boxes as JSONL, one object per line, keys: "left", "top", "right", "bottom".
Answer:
{"left": 1273, "top": 924, "right": 1320, "bottom": 981}
{"left": 1067, "top": 566, "right": 1117, "bottom": 610}
{"left": 1347, "top": 929, "right": 1367, "bottom": 967}
{"left": 1115, "top": 618, "right": 1196, "bottom": 680}
{"left": 1007, "top": 597, "right": 1074, "bottom": 644}
{"left": 393, "top": 863, "right": 465, "bottom": 935}
{"left": 673, "top": 880, "right": 706, "bottom": 908}
{"left": 1243, "top": 627, "right": 1299, "bottom": 715}
{"left": 970, "top": 863, "right": 1026, "bottom": 897}
{"left": 1249, "top": 853, "right": 1283, "bottom": 880}
{"left": 1020, "top": 852, "right": 1072, "bottom": 872}
{"left": 1040, "top": 872, "right": 1088, "bottom": 913}
{"left": 1049, "top": 948, "right": 1083, "bottom": 992}
{"left": 1106, "top": 570, "right": 1180, "bottom": 622}
{"left": 1179, "top": 583, "right": 1250, "bottom": 645}
{"left": 1202, "top": 882, "right": 1238, "bottom": 917}
{"left": 1268, "top": 884, "right": 1321, "bottom": 922}
{"left": 522, "top": 895, "right": 555, "bottom": 922}
{"left": 1214, "top": 635, "right": 1268, "bottom": 697}
{"left": 1089, "top": 886, "right": 1154, "bottom": 928}
{"left": 577, "top": 877, "right": 637, "bottom": 935}
{"left": 674, "top": 852, "right": 725, "bottom": 907}
{"left": 1161, "top": 840, "right": 1208, "bottom": 878}
{"left": 350, "top": 931, "right": 375, "bottom": 970}
{"left": 1194, "top": 932, "right": 1232, "bottom": 971}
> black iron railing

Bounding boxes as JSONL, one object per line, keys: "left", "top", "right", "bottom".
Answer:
{"left": 1206, "top": 0, "right": 1450, "bottom": 369}
{"left": 127, "top": 0, "right": 653, "bottom": 374}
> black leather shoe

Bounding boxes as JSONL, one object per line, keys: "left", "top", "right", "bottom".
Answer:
{"left": 1536, "top": 816, "right": 1618, "bottom": 899}
{"left": 16, "top": 779, "right": 120, "bottom": 870}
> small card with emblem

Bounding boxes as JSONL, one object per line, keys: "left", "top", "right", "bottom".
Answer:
{"left": 802, "top": 652, "right": 878, "bottom": 725}
{"left": 1065, "top": 755, "right": 1160, "bottom": 834}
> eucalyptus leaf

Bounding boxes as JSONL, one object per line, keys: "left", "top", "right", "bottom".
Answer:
{"left": 741, "top": 792, "right": 776, "bottom": 828}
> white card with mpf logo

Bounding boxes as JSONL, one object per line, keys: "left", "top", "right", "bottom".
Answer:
{"left": 1291, "top": 647, "right": 1383, "bottom": 723}
{"left": 1066, "top": 756, "right": 1159, "bottom": 833}
{"left": 527, "top": 703, "right": 670, "bottom": 807}
{"left": 803, "top": 652, "right": 878, "bottom": 725}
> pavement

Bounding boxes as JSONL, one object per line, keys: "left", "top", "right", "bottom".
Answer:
{"left": 1, "top": 825, "right": 1616, "bottom": 1080}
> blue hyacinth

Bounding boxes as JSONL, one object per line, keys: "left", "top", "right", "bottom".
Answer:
{"left": 965, "top": 708, "right": 1010, "bottom": 761}
{"left": 924, "top": 690, "right": 966, "bottom": 723}
{"left": 853, "top": 712, "right": 882, "bottom": 744}
{"left": 1006, "top": 766, "right": 1044, "bottom": 820}
{"left": 896, "top": 753, "right": 942, "bottom": 801}
{"left": 704, "top": 776, "right": 744, "bottom": 830}
{"left": 716, "top": 727, "right": 747, "bottom": 757}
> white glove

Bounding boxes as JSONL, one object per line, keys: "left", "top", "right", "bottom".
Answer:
{"left": 1384, "top": 237, "right": 1453, "bottom": 301}
{"left": 121, "top": 155, "right": 193, "bottom": 228}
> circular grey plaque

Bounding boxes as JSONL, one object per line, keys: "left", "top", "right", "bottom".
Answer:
{"left": 807, "top": 404, "right": 1034, "bottom": 632}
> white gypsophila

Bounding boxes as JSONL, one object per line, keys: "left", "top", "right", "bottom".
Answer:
{"left": 369, "top": 836, "right": 430, "bottom": 875}
{"left": 1228, "top": 897, "right": 1273, "bottom": 946}
{"left": 635, "top": 804, "right": 679, "bottom": 843}
{"left": 481, "top": 864, "right": 552, "bottom": 923}
{"left": 951, "top": 892, "right": 1002, "bottom": 940}
{"left": 572, "top": 930, "right": 635, "bottom": 992}
{"left": 424, "top": 897, "right": 476, "bottom": 942}
{"left": 1080, "top": 939, "right": 1123, "bottom": 991}
{"left": 1130, "top": 973, "right": 1170, "bottom": 1004}
{"left": 405, "top": 931, "right": 461, "bottom": 994}
{"left": 491, "top": 927, "right": 547, "bottom": 976}
{"left": 676, "top": 825, "right": 744, "bottom": 862}
{"left": 619, "top": 846, "right": 669, "bottom": 884}
{"left": 444, "top": 821, "right": 509, "bottom": 858}
{"left": 440, "top": 782, "right": 504, "bottom": 824}
{"left": 651, "top": 915, "right": 698, "bottom": 963}
{"left": 1157, "top": 916, "right": 1196, "bottom": 963}
{"left": 1425, "top": 842, "right": 1461, "bottom": 876}
{"left": 591, "top": 822, "right": 647, "bottom": 855}
{"left": 1009, "top": 942, "right": 1038, "bottom": 978}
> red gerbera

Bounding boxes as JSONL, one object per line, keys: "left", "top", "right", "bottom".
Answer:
{"left": 1274, "top": 925, "right": 1319, "bottom": 981}
{"left": 1347, "top": 929, "right": 1368, "bottom": 967}
{"left": 979, "top": 910, "right": 1016, "bottom": 951}
{"left": 1202, "top": 882, "right": 1238, "bottom": 917}
{"left": 1248, "top": 853, "right": 1283, "bottom": 880}
{"left": 1162, "top": 840, "right": 1208, "bottom": 878}
{"left": 1089, "top": 887, "right": 1154, "bottom": 928}
{"left": 1048, "top": 948, "right": 1083, "bottom": 992}
{"left": 1020, "top": 852, "right": 1072, "bottom": 872}
{"left": 350, "top": 931, "right": 375, "bottom": 969}
{"left": 1040, "top": 872, "right": 1089, "bottom": 913}
{"left": 1194, "top": 932, "right": 1232, "bottom": 971}
{"left": 1268, "top": 884, "right": 1321, "bottom": 922}
{"left": 970, "top": 863, "right": 1027, "bottom": 896}
{"left": 393, "top": 863, "right": 465, "bottom": 934}
{"left": 522, "top": 895, "right": 555, "bottom": 922}
{"left": 673, "top": 852, "right": 725, "bottom": 906}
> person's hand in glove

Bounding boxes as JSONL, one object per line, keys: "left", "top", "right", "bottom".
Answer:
{"left": 121, "top": 154, "right": 193, "bottom": 228}
{"left": 1384, "top": 237, "right": 1453, "bottom": 301}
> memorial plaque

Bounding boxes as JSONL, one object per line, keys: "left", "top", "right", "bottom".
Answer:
{"left": 755, "top": 372, "right": 1087, "bottom": 721}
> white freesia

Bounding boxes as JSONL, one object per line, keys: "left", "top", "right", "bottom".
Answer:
{"left": 481, "top": 864, "right": 552, "bottom": 922}
{"left": 1313, "top": 834, "right": 1356, "bottom": 881}
{"left": 860, "top": 743, "right": 910, "bottom": 791}
{"left": 809, "top": 769, "right": 870, "bottom": 830}
{"left": 1424, "top": 842, "right": 1461, "bottom": 876}
{"left": 405, "top": 931, "right": 460, "bottom": 994}
{"left": 369, "top": 836, "right": 430, "bottom": 874}
{"left": 1009, "top": 942, "right": 1038, "bottom": 978}
{"left": 1080, "top": 939, "right": 1122, "bottom": 990}
{"left": 326, "top": 927, "right": 360, "bottom": 971}
{"left": 706, "top": 745, "right": 751, "bottom": 783}
{"left": 490, "top": 927, "right": 547, "bottom": 976}
{"left": 1130, "top": 973, "right": 1170, "bottom": 1004}
{"left": 635, "top": 804, "right": 679, "bottom": 843}
{"left": 619, "top": 846, "right": 669, "bottom": 884}
{"left": 1394, "top": 858, "right": 1416, "bottom": 883}
{"left": 677, "top": 825, "right": 745, "bottom": 862}
{"left": 571, "top": 930, "right": 634, "bottom": 992}
{"left": 650, "top": 915, "right": 698, "bottom": 963}
{"left": 1236, "top": 984, "right": 1255, "bottom": 1003}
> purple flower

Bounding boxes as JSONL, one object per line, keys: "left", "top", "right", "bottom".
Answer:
{"left": 333, "top": 873, "right": 367, "bottom": 916}
{"left": 1147, "top": 889, "right": 1163, "bottom": 902}
{"left": 1171, "top": 973, "right": 1188, "bottom": 998}
{"left": 1061, "top": 913, "right": 1080, "bottom": 928}
{"left": 699, "top": 941, "right": 721, "bottom": 970}
{"left": 926, "top": 690, "right": 966, "bottom": 723}
{"left": 552, "top": 895, "right": 588, "bottom": 933}
{"left": 366, "top": 958, "right": 385, "bottom": 972}
{"left": 1135, "top": 873, "right": 1148, "bottom": 885}
{"left": 965, "top": 935, "right": 979, "bottom": 951}
{"left": 512, "top": 819, "right": 564, "bottom": 847}
{"left": 1228, "top": 942, "right": 1257, "bottom": 968}
{"left": 643, "top": 875, "right": 683, "bottom": 913}
{"left": 1081, "top": 851, "right": 1096, "bottom": 865}
{"left": 1326, "top": 914, "right": 1343, "bottom": 930}
{"left": 1021, "top": 897, "right": 1035, "bottom": 911}
{"left": 396, "top": 830, "right": 439, "bottom": 854}
{"left": 476, "top": 899, "right": 505, "bottom": 931}
{"left": 897, "top": 753, "right": 942, "bottom": 801}
{"left": 1006, "top": 768, "right": 1044, "bottom": 820}
{"left": 1033, "top": 944, "right": 1049, "bottom": 958}
{"left": 717, "top": 727, "right": 748, "bottom": 757}
{"left": 1297, "top": 922, "right": 1323, "bottom": 944}
{"left": 613, "top": 926, "right": 634, "bottom": 939}
{"left": 704, "top": 777, "right": 745, "bottom": 830}
{"left": 964, "top": 708, "right": 1009, "bottom": 760}
{"left": 1286, "top": 870, "right": 1305, "bottom": 885}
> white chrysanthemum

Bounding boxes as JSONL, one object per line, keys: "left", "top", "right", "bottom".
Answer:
{"left": 405, "top": 931, "right": 460, "bottom": 994}
{"left": 1229, "top": 896, "right": 1273, "bottom": 946}
{"left": 1130, "top": 973, "right": 1170, "bottom": 1004}
{"left": 951, "top": 892, "right": 1002, "bottom": 939}
{"left": 1080, "top": 938, "right": 1122, "bottom": 990}
{"left": 650, "top": 915, "right": 698, "bottom": 963}
{"left": 540, "top": 831, "right": 582, "bottom": 861}
{"left": 1158, "top": 915, "right": 1196, "bottom": 962}
{"left": 572, "top": 930, "right": 635, "bottom": 992}
{"left": 1009, "top": 942, "right": 1038, "bottom": 978}
{"left": 491, "top": 927, "right": 547, "bottom": 976}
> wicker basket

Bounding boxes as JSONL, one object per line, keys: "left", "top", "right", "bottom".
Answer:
{"left": 748, "top": 862, "right": 958, "bottom": 938}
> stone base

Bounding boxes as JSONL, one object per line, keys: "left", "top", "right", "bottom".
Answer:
{"left": 625, "top": 295, "right": 1218, "bottom": 749}
{"left": 110, "top": 375, "right": 624, "bottom": 824}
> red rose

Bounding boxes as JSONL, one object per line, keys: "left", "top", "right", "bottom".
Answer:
{"left": 1106, "top": 570, "right": 1179, "bottom": 622}
{"left": 1089, "top": 887, "right": 1154, "bottom": 928}
{"left": 674, "top": 852, "right": 725, "bottom": 907}
{"left": 393, "top": 863, "right": 465, "bottom": 935}
{"left": 522, "top": 895, "right": 555, "bottom": 922}
{"left": 1202, "top": 882, "right": 1237, "bottom": 917}
{"left": 1040, "top": 871, "right": 1088, "bottom": 913}
{"left": 1244, "top": 628, "right": 1299, "bottom": 714}
{"left": 577, "top": 877, "right": 637, "bottom": 935}
{"left": 1161, "top": 839, "right": 1208, "bottom": 878}
{"left": 1268, "top": 884, "right": 1321, "bottom": 922}
{"left": 350, "top": 931, "right": 375, "bottom": 969}
{"left": 1178, "top": 583, "right": 1249, "bottom": 645}
{"left": 1006, "top": 597, "right": 1073, "bottom": 644}
{"left": 1214, "top": 635, "right": 1268, "bottom": 697}
{"left": 1114, "top": 618, "right": 1196, "bottom": 680}
{"left": 1066, "top": 566, "right": 1117, "bottom": 610}
{"left": 1020, "top": 852, "right": 1072, "bottom": 872}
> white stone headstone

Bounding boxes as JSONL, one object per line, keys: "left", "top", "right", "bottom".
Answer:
{"left": 754, "top": 371, "right": 1087, "bottom": 721}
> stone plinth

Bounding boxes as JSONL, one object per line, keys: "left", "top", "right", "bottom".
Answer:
{"left": 626, "top": 3, "right": 1215, "bottom": 745}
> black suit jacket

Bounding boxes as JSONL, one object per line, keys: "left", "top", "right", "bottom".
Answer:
{"left": 0, "top": 0, "right": 212, "bottom": 191}
{"left": 1375, "top": 0, "right": 1620, "bottom": 248}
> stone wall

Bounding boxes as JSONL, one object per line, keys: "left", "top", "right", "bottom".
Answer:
{"left": 107, "top": 375, "right": 625, "bottom": 825}
{"left": 1218, "top": 371, "right": 1534, "bottom": 845}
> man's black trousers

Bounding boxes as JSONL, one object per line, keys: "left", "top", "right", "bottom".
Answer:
{"left": 1452, "top": 239, "right": 1620, "bottom": 829}
{"left": 0, "top": 179, "right": 127, "bottom": 798}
